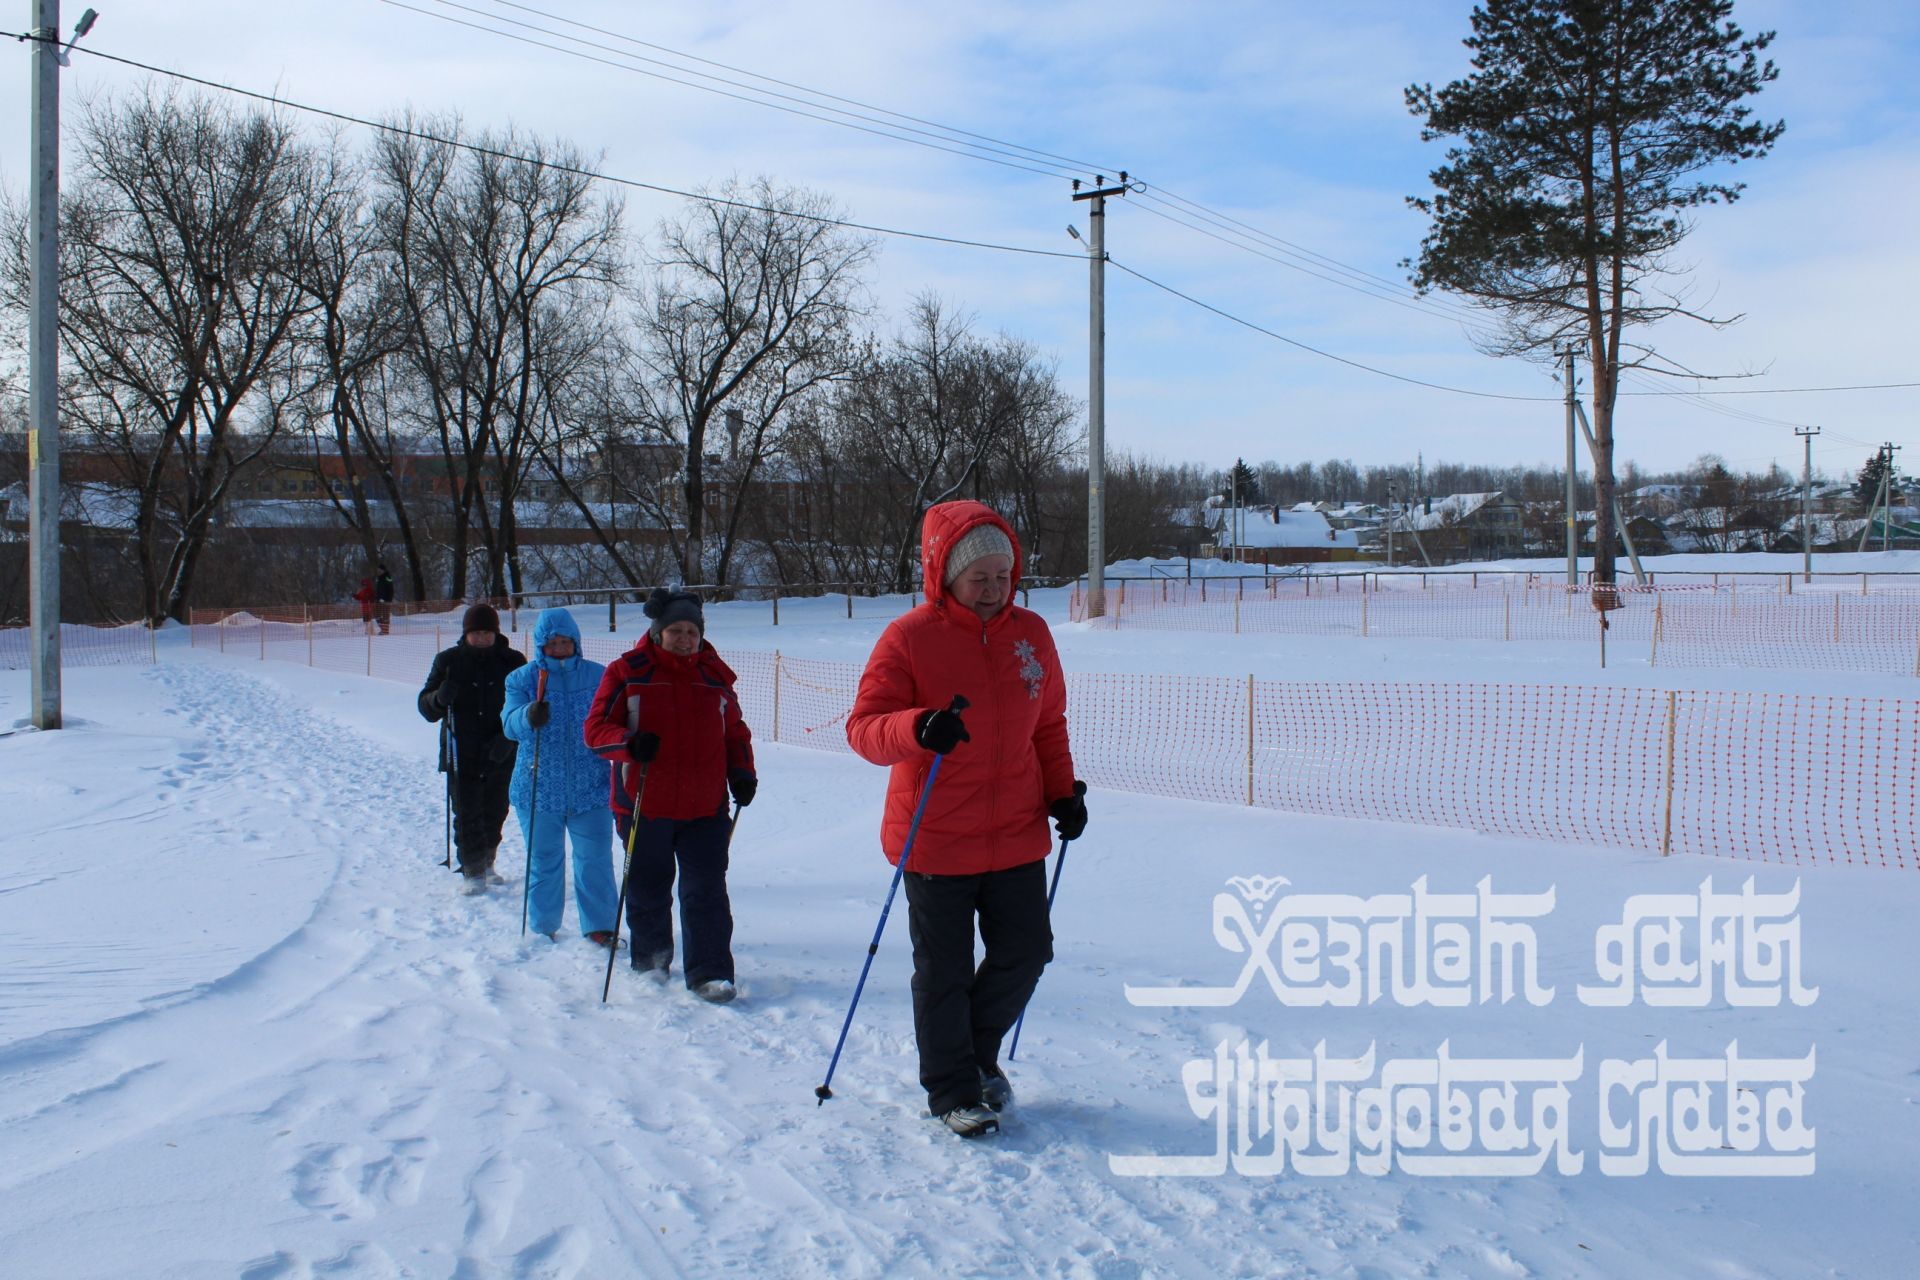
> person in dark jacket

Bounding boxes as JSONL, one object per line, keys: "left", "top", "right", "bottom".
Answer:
{"left": 418, "top": 603, "right": 527, "bottom": 892}
{"left": 584, "top": 588, "right": 756, "bottom": 1002}
{"left": 374, "top": 564, "right": 396, "bottom": 635}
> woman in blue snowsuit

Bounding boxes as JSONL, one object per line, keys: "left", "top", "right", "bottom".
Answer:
{"left": 502, "top": 608, "right": 620, "bottom": 944}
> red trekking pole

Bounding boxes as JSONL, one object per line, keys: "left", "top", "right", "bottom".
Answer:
{"left": 520, "top": 667, "right": 549, "bottom": 937}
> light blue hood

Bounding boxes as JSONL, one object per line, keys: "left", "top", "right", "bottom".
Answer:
{"left": 531, "top": 607, "right": 583, "bottom": 672}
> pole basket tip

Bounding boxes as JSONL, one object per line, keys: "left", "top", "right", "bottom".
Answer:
{"left": 814, "top": 1085, "right": 834, "bottom": 1104}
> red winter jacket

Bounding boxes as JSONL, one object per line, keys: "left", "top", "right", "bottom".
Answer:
{"left": 352, "top": 579, "right": 375, "bottom": 619}
{"left": 847, "top": 500, "right": 1075, "bottom": 875}
{"left": 584, "top": 633, "right": 755, "bottom": 822}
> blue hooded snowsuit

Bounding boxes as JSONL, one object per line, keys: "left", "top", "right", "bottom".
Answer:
{"left": 502, "top": 608, "right": 618, "bottom": 938}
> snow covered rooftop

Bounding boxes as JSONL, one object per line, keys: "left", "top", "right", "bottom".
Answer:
{"left": 1210, "top": 504, "right": 1359, "bottom": 548}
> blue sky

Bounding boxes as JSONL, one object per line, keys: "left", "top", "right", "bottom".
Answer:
{"left": 4, "top": 1, "right": 1914, "bottom": 479}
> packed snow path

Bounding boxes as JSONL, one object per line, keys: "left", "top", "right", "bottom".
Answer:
{"left": 1, "top": 656, "right": 1916, "bottom": 1278}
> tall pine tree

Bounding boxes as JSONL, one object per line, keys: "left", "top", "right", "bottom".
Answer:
{"left": 1406, "top": 0, "right": 1783, "bottom": 586}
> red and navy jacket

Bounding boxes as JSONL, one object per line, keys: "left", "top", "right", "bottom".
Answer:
{"left": 583, "top": 632, "right": 755, "bottom": 822}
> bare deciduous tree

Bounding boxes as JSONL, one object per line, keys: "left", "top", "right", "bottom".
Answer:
{"left": 638, "top": 177, "right": 874, "bottom": 585}
{"left": 3, "top": 88, "right": 332, "bottom": 623}
{"left": 370, "top": 116, "right": 623, "bottom": 599}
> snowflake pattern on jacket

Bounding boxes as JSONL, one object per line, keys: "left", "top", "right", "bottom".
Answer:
{"left": 1013, "top": 639, "right": 1045, "bottom": 700}
{"left": 501, "top": 608, "right": 611, "bottom": 815}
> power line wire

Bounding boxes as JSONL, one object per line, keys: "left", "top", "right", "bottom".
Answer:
{"left": 27, "top": 35, "right": 1919, "bottom": 410}
{"left": 39, "top": 40, "right": 1086, "bottom": 261}
{"left": 1616, "top": 381, "right": 1920, "bottom": 397}
{"left": 1123, "top": 195, "right": 1486, "bottom": 328}
{"left": 380, "top": 0, "right": 1087, "bottom": 181}
{"left": 1138, "top": 181, "right": 1456, "bottom": 308}
{"left": 466, "top": 0, "right": 1118, "bottom": 176}
{"left": 1618, "top": 369, "right": 1814, "bottom": 430}
{"left": 1105, "top": 257, "right": 1561, "bottom": 402}
{"left": 361, "top": 4, "right": 1920, "bottom": 402}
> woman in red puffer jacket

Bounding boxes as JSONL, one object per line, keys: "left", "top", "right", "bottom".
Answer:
{"left": 847, "top": 499, "right": 1088, "bottom": 1138}
{"left": 586, "top": 589, "right": 755, "bottom": 1003}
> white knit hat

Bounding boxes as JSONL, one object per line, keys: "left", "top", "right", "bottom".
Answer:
{"left": 944, "top": 523, "right": 1015, "bottom": 584}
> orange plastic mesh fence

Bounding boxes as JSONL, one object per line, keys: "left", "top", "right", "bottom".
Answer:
{"left": 1653, "top": 597, "right": 1920, "bottom": 676}
{"left": 194, "top": 622, "right": 1918, "bottom": 870}
{"left": 1071, "top": 581, "right": 1920, "bottom": 675}
{"left": 0, "top": 623, "right": 155, "bottom": 670}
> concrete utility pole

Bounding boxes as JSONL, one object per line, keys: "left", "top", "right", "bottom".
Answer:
{"left": 1795, "top": 426, "right": 1820, "bottom": 583}
{"left": 1386, "top": 480, "right": 1397, "bottom": 569}
{"left": 1570, "top": 398, "right": 1647, "bottom": 585}
{"left": 1562, "top": 348, "right": 1578, "bottom": 586}
{"left": 1227, "top": 460, "right": 1238, "bottom": 563}
{"left": 1883, "top": 443, "right": 1902, "bottom": 553}
{"left": 27, "top": 2, "right": 91, "bottom": 730}
{"left": 1071, "top": 174, "right": 1126, "bottom": 617}
{"left": 1857, "top": 443, "right": 1901, "bottom": 553}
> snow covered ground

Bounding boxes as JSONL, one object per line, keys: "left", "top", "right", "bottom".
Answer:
{"left": 3, "top": 588, "right": 1918, "bottom": 1279}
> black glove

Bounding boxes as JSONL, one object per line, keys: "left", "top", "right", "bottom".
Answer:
{"left": 526, "top": 700, "right": 551, "bottom": 729}
{"left": 433, "top": 681, "right": 460, "bottom": 710}
{"left": 487, "top": 734, "right": 516, "bottom": 765}
{"left": 728, "top": 770, "right": 757, "bottom": 807}
{"left": 1049, "top": 781, "right": 1088, "bottom": 842}
{"left": 627, "top": 730, "right": 660, "bottom": 763}
{"left": 915, "top": 706, "right": 970, "bottom": 755}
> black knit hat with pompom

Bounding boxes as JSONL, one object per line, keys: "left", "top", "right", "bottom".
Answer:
{"left": 643, "top": 587, "right": 704, "bottom": 640}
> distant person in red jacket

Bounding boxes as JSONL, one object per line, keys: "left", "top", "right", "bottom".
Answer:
{"left": 585, "top": 588, "right": 756, "bottom": 1004}
{"left": 847, "top": 500, "right": 1088, "bottom": 1139}
{"left": 351, "top": 577, "right": 376, "bottom": 635}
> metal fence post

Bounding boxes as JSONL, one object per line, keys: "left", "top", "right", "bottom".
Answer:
{"left": 1660, "top": 691, "right": 1677, "bottom": 855}
{"left": 1361, "top": 589, "right": 1369, "bottom": 638}
{"left": 1504, "top": 593, "right": 1512, "bottom": 642}
{"left": 772, "top": 650, "right": 783, "bottom": 742}
{"left": 1245, "top": 674, "right": 1255, "bottom": 806}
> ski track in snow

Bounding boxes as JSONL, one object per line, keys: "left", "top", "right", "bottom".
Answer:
{"left": 3, "top": 651, "right": 1917, "bottom": 1278}
{"left": 0, "top": 662, "right": 1324, "bottom": 1279}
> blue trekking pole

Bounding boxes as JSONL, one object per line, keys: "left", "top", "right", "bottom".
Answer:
{"left": 816, "top": 695, "right": 967, "bottom": 1104}
{"left": 1007, "top": 781, "right": 1087, "bottom": 1062}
